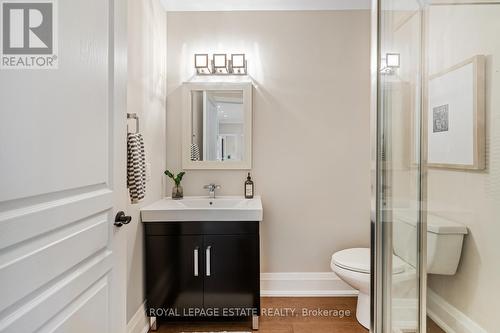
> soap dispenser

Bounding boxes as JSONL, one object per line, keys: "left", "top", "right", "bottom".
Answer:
{"left": 244, "top": 172, "right": 254, "bottom": 199}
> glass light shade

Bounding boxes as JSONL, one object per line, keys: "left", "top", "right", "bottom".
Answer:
{"left": 213, "top": 54, "right": 227, "bottom": 68}
{"left": 195, "top": 54, "right": 208, "bottom": 68}
{"left": 386, "top": 53, "right": 400, "bottom": 68}
{"left": 231, "top": 54, "right": 245, "bottom": 68}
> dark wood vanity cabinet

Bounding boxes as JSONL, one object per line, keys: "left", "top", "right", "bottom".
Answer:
{"left": 144, "top": 221, "right": 260, "bottom": 320}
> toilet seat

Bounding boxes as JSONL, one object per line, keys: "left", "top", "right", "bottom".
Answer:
{"left": 332, "top": 248, "right": 405, "bottom": 274}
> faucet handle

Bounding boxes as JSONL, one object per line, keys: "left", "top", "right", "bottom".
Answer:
{"left": 203, "top": 184, "right": 221, "bottom": 190}
{"left": 203, "top": 184, "right": 221, "bottom": 198}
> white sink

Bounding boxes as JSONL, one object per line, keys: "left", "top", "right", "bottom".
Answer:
{"left": 140, "top": 196, "right": 263, "bottom": 222}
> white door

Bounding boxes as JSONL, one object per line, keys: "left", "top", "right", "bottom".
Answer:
{"left": 0, "top": 0, "right": 128, "bottom": 332}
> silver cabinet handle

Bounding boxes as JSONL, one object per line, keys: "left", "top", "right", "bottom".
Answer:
{"left": 194, "top": 247, "right": 199, "bottom": 277}
{"left": 206, "top": 246, "right": 212, "bottom": 276}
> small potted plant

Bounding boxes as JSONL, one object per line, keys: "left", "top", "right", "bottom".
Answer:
{"left": 164, "top": 169, "right": 185, "bottom": 200}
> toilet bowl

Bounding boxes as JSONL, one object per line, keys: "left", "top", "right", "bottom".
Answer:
{"left": 331, "top": 248, "right": 406, "bottom": 329}
{"left": 331, "top": 213, "right": 468, "bottom": 329}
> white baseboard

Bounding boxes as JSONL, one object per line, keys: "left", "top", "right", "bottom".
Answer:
{"left": 260, "top": 272, "right": 358, "bottom": 297}
{"left": 427, "top": 289, "right": 487, "bottom": 333}
{"left": 127, "top": 302, "right": 150, "bottom": 333}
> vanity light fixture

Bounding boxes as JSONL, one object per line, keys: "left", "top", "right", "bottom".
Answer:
{"left": 195, "top": 54, "right": 211, "bottom": 74}
{"left": 194, "top": 53, "right": 248, "bottom": 76}
{"left": 213, "top": 54, "right": 229, "bottom": 74}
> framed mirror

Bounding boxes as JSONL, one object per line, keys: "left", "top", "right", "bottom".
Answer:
{"left": 182, "top": 82, "right": 253, "bottom": 169}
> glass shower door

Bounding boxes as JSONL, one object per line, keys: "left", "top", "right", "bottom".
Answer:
{"left": 372, "top": 1, "right": 425, "bottom": 332}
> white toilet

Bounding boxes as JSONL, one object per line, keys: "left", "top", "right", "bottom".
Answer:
{"left": 331, "top": 213, "right": 468, "bottom": 329}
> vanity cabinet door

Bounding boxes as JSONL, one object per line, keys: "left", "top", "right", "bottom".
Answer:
{"left": 145, "top": 235, "right": 204, "bottom": 313}
{"left": 203, "top": 234, "right": 260, "bottom": 312}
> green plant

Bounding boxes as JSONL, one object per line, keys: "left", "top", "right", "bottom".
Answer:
{"left": 164, "top": 169, "right": 185, "bottom": 186}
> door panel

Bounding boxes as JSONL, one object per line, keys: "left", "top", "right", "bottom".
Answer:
{"left": 37, "top": 277, "right": 109, "bottom": 333}
{"left": 145, "top": 235, "right": 204, "bottom": 312}
{"left": 0, "top": 254, "right": 112, "bottom": 333}
{"left": 0, "top": 0, "right": 127, "bottom": 331}
{"left": 0, "top": 0, "right": 110, "bottom": 202}
{"left": 374, "top": 2, "right": 424, "bottom": 332}
{"left": 0, "top": 214, "right": 108, "bottom": 313}
{"left": 0, "top": 189, "right": 112, "bottom": 250}
{"left": 203, "top": 234, "right": 259, "bottom": 310}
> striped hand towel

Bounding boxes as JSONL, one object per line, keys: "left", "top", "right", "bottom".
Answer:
{"left": 127, "top": 133, "right": 146, "bottom": 203}
{"left": 191, "top": 142, "right": 200, "bottom": 161}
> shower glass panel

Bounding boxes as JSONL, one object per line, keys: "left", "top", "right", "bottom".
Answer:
{"left": 376, "top": 1, "right": 500, "bottom": 333}
{"left": 374, "top": 1, "right": 424, "bottom": 332}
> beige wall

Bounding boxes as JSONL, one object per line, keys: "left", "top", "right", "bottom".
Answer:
{"left": 166, "top": 11, "right": 371, "bottom": 272}
{"left": 126, "top": 0, "right": 167, "bottom": 321}
{"left": 426, "top": 5, "right": 500, "bottom": 332}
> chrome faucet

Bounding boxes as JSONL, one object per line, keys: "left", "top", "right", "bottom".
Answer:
{"left": 203, "top": 183, "right": 221, "bottom": 199}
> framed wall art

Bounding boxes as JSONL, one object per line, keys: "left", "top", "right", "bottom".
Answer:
{"left": 427, "top": 55, "right": 486, "bottom": 170}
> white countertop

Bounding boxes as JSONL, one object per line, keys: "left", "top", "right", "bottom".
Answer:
{"left": 140, "top": 196, "right": 263, "bottom": 222}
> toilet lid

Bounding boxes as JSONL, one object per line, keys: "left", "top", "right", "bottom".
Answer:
{"left": 332, "top": 248, "right": 405, "bottom": 274}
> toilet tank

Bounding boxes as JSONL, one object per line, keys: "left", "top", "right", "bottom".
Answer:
{"left": 393, "top": 212, "right": 468, "bottom": 275}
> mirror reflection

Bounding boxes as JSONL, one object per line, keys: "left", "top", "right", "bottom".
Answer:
{"left": 191, "top": 90, "right": 245, "bottom": 162}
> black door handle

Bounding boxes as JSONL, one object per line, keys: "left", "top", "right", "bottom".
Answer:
{"left": 114, "top": 211, "right": 132, "bottom": 227}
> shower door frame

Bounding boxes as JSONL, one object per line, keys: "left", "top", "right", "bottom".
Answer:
{"left": 370, "top": 1, "right": 428, "bottom": 332}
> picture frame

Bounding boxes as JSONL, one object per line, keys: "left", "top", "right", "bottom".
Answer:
{"left": 426, "top": 55, "right": 486, "bottom": 170}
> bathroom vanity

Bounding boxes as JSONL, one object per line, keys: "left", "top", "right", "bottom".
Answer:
{"left": 141, "top": 196, "right": 263, "bottom": 330}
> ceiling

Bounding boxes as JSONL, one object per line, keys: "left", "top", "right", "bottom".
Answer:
{"left": 160, "top": 0, "right": 371, "bottom": 12}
